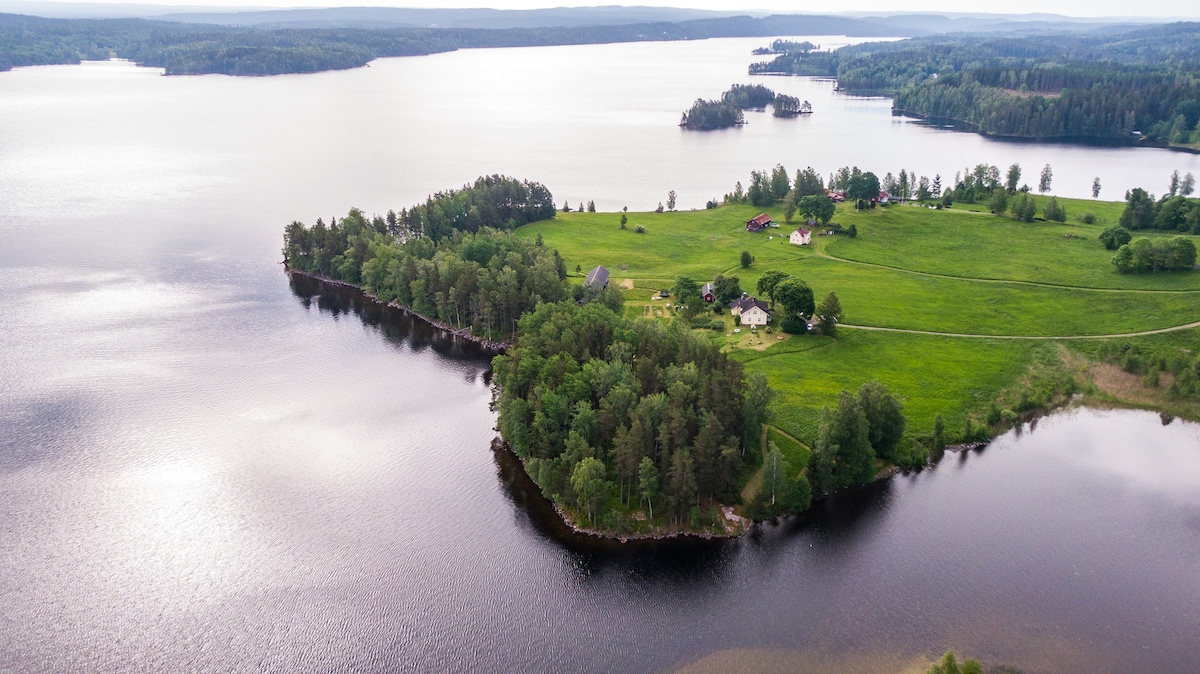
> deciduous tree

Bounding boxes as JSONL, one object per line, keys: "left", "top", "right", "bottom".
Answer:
{"left": 1038, "top": 163, "right": 1053, "bottom": 194}
{"left": 817, "top": 291, "right": 842, "bottom": 335}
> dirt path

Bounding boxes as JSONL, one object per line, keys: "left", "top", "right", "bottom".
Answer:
{"left": 815, "top": 243, "right": 1200, "bottom": 294}
{"left": 839, "top": 320, "right": 1200, "bottom": 340}
{"left": 739, "top": 425, "right": 770, "bottom": 504}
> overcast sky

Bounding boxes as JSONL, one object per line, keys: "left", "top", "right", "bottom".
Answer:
{"left": 15, "top": 0, "right": 1196, "bottom": 19}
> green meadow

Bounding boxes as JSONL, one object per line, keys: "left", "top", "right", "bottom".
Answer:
{"left": 519, "top": 198, "right": 1200, "bottom": 444}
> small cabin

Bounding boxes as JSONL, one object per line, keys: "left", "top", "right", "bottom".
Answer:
{"left": 746, "top": 213, "right": 774, "bottom": 232}
{"left": 789, "top": 227, "right": 812, "bottom": 246}
{"left": 701, "top": 283, "right": 715, "bottom": 303}
{"left": 585, "top": 265, "right": 609, "bottom": 291}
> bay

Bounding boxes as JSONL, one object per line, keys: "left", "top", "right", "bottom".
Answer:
{"left": 1, "top": 36, "right": 1199, "bottom": 673}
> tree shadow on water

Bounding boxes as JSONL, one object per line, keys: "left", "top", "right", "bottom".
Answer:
{"left": 489, "top": 437, "right": 738, "bottom": 585}
{"left": 288, "top": 272, "right": 494, "bottom": 367}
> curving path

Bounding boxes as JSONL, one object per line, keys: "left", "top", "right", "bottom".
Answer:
{"left": 625, "top": 240, "right": 1200, "bottom": 341}
{"left": 815, "top": 242, "right": 1200, "bottom": 294}
{"left": 839, "top": 320, "right": 1200, "bottom": 340}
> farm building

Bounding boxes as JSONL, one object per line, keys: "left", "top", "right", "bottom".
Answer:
{"left": 746, "top": 213, "right": 774, "bottom": 232}
{"left": 789, "top": 227, "right": 812, "bottom": 246}
{"left": 584, "top": 265, "right": 609, "bottom": 291}
{"left": 701, "top": 283, "right": 714, "bottom": 303}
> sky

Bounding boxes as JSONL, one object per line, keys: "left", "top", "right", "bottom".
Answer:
{"left": 8, "top": 0, "right": 1198, "bottom": 19}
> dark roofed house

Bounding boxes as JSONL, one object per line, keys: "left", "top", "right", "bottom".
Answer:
{"left": 701, "top": 283, "right": 715, "bottom": 303}
{"left": 746, "top": 213, "right": 774, "bottom": 232}
{"left": 729, "top": 295, "right": 771, "bottom": 325}
{"left": 585, "top": 265, "right": 609, "bottom": 291}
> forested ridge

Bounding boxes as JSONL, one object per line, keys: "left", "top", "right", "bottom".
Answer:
{"left": 0, "top": 12, "right": 906, "bottom": 76}
{"left": 751, "top": 22, "right": 1200, "bottom": 145}
{"left": 493, "top": 301, "right": 776, "bottom": 533}
{"left": 282, "top": 176, "right": 564, "bottom": 342}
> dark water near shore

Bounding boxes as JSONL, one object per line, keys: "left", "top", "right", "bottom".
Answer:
{"left": 2, "top": 37, "right": 1200, "bottom": 673}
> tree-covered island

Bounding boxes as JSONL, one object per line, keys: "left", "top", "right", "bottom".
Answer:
{"left": 681, "top": 83, "right": 808, "bottom": 129}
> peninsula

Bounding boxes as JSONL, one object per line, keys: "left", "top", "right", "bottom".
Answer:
{"left": 283, "top": 169, "right": 1200, "bottom": 538}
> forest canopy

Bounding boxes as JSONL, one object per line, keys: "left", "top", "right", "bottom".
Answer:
{"left": 0, "top": 12, "right": 907, "bottom": 76}
{"left": 492, "top": 299, "right": 774, "bottom": 533}
{"left": 282, "top": 176, "right": 562, "bottom": 341}
{"left": 749, "top": 22, "right": 1200, "bottom": 145}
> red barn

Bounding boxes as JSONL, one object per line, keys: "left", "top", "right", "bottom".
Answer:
{"left": 746, "top": 213, "right": 774, "bottom": 232}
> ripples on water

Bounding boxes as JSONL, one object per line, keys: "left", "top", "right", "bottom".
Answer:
{"left": 1, "top": 37, "right": 1199, "bottom": 673}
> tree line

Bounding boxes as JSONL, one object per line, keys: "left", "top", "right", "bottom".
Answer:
{"left": 748, "top": 22, "right": 1200, "bottom": 145}
{"left": 0, "top": 12, "right": 908, "bottom": 77}
{"left": 724, "top": 164, "right": 879, "bottom": 214}
{"left": 282, "top": 176, "right": 566, "bottom": 341}
{"left": 384, "top": 175, "right": 557, "bottom": 242}
{"left": 1106, "top": 181, "right": 1200, "bottom": 274}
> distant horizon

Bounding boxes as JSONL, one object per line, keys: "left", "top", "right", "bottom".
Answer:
{"left": 0, "top": 0, "right": 1196, "bottom": 21}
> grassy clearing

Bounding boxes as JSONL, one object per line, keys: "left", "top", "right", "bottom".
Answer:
{"left": 828, "top": 197, "right": 1200, "bottom": 291}
{"left": 520, "top": 199, "right": 1200, "bottom": 443}
{"left": 736, "top": 330, "right": 1044, "bottom": 444}
{"left": 766, "top": 426, "right": 810, "bottom": 475}
{"left": 770, "top": 254, "right": 1200, "bottom": 335}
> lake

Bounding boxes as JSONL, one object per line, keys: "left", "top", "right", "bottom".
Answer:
{"left": 1, "top": 36, "right": 1199, "bottom": 673}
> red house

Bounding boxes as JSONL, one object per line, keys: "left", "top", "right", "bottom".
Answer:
{"left": 746, "top": 213, "right": 774, "bottom": 232}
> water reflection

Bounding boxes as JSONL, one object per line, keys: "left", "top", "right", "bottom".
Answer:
{"left": 288, "top": 272, "right": 496, "bottom": 366}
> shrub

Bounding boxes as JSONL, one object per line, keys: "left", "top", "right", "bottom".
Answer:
{"left": 1099, "top": 226, "right": 1131, "bottom": 250}
{"left": 1079, "top": 212, "right": 1097, "bottom": 224}
{"left": 779, "top": 316, "right": 808, "bottom": 334}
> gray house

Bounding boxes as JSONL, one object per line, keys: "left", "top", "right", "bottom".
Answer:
{"left": 585, "top": 265, "right": 609, "bottom": 291}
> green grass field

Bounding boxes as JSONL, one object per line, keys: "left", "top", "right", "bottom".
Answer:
{"left": 521, "top": 198, "right": 1200, "bottom": 443}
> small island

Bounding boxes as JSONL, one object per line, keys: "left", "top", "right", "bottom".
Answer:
{"left": 679, "top": 98, "right": 744, "bottom": 130}
{"left": 679, "top": 83, "right": 787, "bottom": 130}
{"left": 771, "top": 94, "right": 813, "bottom": 117}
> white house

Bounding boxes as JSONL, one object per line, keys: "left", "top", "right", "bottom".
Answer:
{"left": 729, "top": 295, "right": 772, "bottom": 326}
{"left": 740, "top": 304, "right": 771, "bottom": 326}
{"left": 789, "top": 227, "right": 812, "bottom": 246}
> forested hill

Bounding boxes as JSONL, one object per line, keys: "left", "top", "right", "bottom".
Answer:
{"left": 751, "top": 22, "right": 1200, "bottom": 147}
{"left": 0, "top": 12, "right": 910, "bottom": 76}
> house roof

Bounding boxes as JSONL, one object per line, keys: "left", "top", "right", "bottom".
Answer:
{"left": 585, "top": 265, "right": 609, "bottom": 289}
{"left": 701, "top": 283, "right": 714, "bottom": 295}
{"left": 747, "top": 213, "right": 774, "bottom": 227}
{"left": 730, "top": 296, "right": 769, "bottom": 314}
{"left": 794, "top": 227, "right": 811, "bottom": 236}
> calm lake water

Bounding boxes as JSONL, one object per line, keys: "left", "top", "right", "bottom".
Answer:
{"left": 1, "top": 37, "right": 1199, "bottom": 672}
